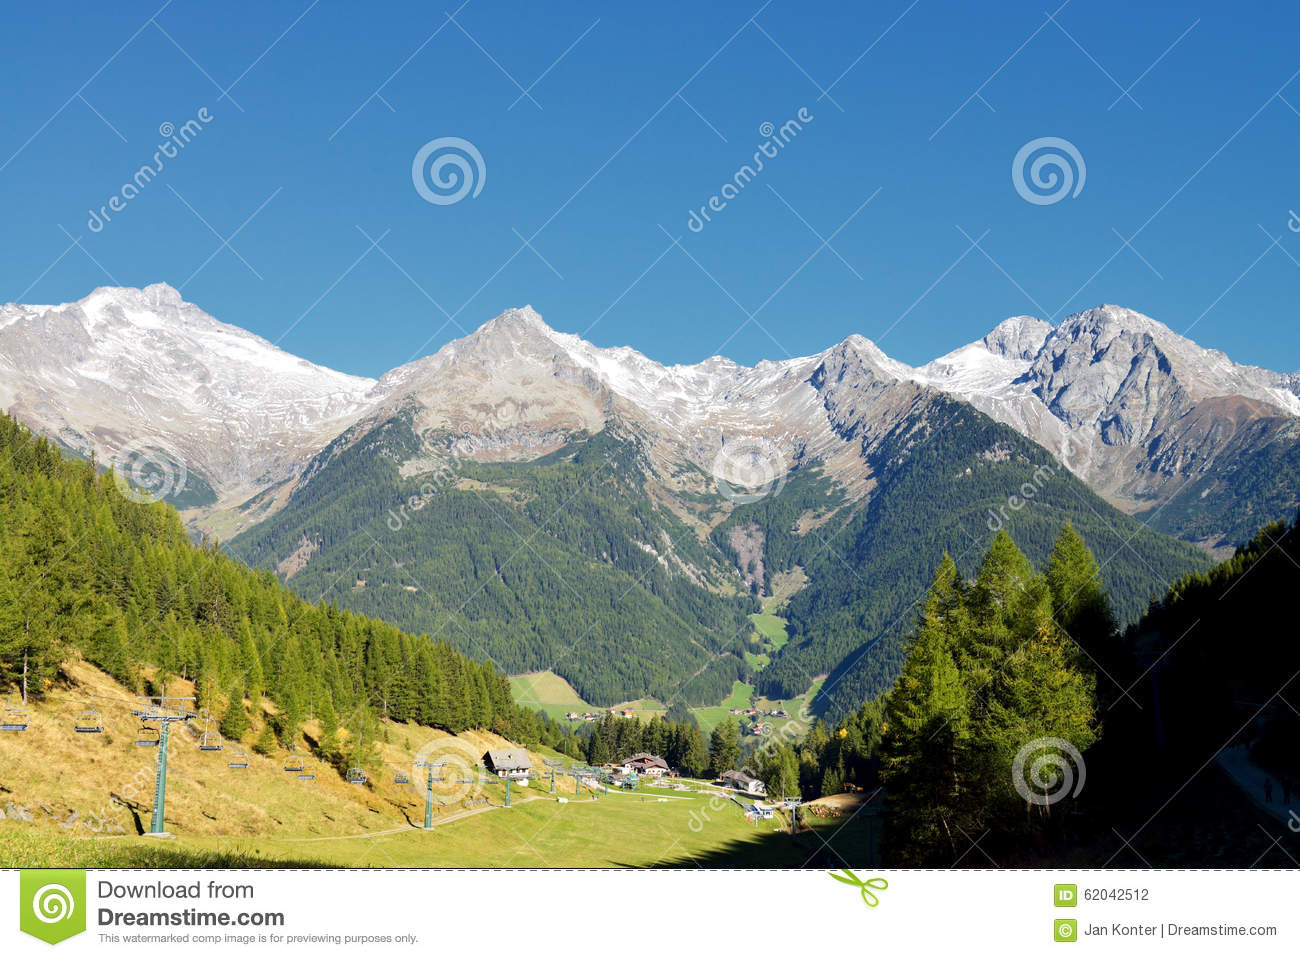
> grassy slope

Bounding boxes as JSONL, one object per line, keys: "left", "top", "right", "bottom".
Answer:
{"left": 0, "top": 661, "right": 546, "bottom": 845}
{"left": 3, "top": 786, "right": 871, "bottom": 869}
{"left": 509, "top": 669, "right": 826, "bottom": 737}
{"left": 0, "top": 662, "right": 867, "bottom": 868}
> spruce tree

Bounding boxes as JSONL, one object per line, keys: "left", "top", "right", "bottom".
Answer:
{"left": 709, "top": 719, "right": 741, "bottom": 776}
{"left": 879, "top": 554, "right": 972, "bottom": 863}
{"left": 1045, "top": 522, "right": 1116, "bottom": 647}
{"left": 219, "top": 681, "right": 249, "bottom": 741}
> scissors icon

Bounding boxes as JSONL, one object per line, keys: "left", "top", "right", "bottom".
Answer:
{"left": 829, "top": 869, "right": 889, "bottom": 907}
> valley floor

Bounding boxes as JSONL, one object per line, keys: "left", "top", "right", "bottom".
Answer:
{"left": 1, "top": 787, "right": 873, "bottom": 869}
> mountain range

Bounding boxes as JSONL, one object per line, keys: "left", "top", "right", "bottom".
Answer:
{"left": 3, "top": 284, "right": 1296, "bottom": 713}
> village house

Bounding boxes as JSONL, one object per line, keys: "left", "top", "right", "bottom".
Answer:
{"left": 617, "top": 753, "right": 670, "bottom": 776}
{"left": 483, "top": 749, "right": 532, "bottom": 784}
{"left": 720, "top": 769, "right": 767, "bottom": 797}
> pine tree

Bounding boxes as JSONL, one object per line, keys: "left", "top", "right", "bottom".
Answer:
{"left": 709, "top": 719, "right": 741, "bottom": 776}
{"left": 978, "top": 611, "right": 1097, "bottom": 822}
{"left": 678, "top": 722, "right": 709, "bottom": 777}
{"left": 879, "top": 554, "right": 973, "bottom": 863}
{"left": 219, "top": 681, "right": 249, "bottom": 741}
{"left": 759, "top": 742, "right": 801, "bottom": 800}
{"left": 317, "top": 690, "right": 341, "bottom": 760}
{"left": 252, "top": 722, "right": 277, "bottom": 757}
{"left": 1045, "top": 523, "right": 1116, "bottom": 646}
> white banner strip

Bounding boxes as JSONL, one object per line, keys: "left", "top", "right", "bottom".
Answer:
{"left": 3, "top": 869, "right": 1299, "bottom": 955}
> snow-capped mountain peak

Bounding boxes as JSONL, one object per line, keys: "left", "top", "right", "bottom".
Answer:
{"left": 0, "top": 285, "right": 378, "bottom": 503}
{"left": 1, "top": 288, "right": 1296, "bottom": 548}
{"left": 981, "top": 315, "right": 1053, "bottom": 360}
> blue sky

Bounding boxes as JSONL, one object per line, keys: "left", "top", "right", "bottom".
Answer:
{"left": 2, "top": 0, "right": 1298, "bottom": 377}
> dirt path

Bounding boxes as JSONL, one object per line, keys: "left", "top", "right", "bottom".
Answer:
{"left": 1216, "top": 745, "right": 1298, "bottom": 826}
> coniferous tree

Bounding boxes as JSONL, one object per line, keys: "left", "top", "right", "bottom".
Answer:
{"left": 252, "top": 722, "right": 278, "bottom": 757}
{"left": 759, "top": 742, "right": 801, "bottom": 800}
{"left": 879, "top": 554, "right": 972, "bottom": 862}
{"left": 317, "top": 690, "right": 341, "bottom": 761}
{"left": 678, "top": 723, "right": 709, "bottom": 778}
{"left": 709, "top": 719, "right": 741, "bottom": 776}
{"left": 219, "top": 681, "right": 249, "bottom": 741}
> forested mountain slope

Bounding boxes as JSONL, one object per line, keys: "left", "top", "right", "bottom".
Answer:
{"left": 713, "top": 393, "right": 1212, "bottom": 717}
{"left": 0, "top": 413, "right": 524, "bottom": 744}
{"left": 229, "top": 413, "right": 754, "bottom": 707}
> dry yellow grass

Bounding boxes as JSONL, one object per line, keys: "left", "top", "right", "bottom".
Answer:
{"left": 0, "top": 659, "right": 549, "bottom": 843}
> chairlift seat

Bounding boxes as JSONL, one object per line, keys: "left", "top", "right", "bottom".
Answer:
{"left": 298, "top": 765, "right": 316, "bottom": 781}
{"left": 136, "top": 721, "right": 160, "bottom": 747}
{"left": 228, "top": 751, "right": 250, "bottom": 769}
{"left": 198, "top": 733, "right": 223, "bottom": 751}
{"left": 2, "top": 694, "right": 29, "bottom": 731}
{"left": 394, "top": 771, "right": 411, "bottom": 784}
{"left": 74, "top": 712, "right": 103, "bottom": 733}
{"left": 284, "top": 755, "right": 305, "bottom": 772}
{"left": 346, "top": 767, "right": 367, "bottom": 784}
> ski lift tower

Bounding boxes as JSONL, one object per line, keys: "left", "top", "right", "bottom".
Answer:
{"left": 543, "top": 759, "right": 564, "bottom": 794}
{"left": 504, "top": 770, "right": 531, "bottom": 808}
{"left": 414, "top": 759, "right": 446, "bottom": 830}
{"left": 131, "top": 696, "right": 197, "bottom": 836}
{"left": 779, "top": 797, "right": 802, "bottom": 837}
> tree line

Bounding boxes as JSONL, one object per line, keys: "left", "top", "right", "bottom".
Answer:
{"left": 783, "top": 523, "right": 1108, "bottom": 863}
{"left": 0, "top": 414, "right": 530, "bottom": 775}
